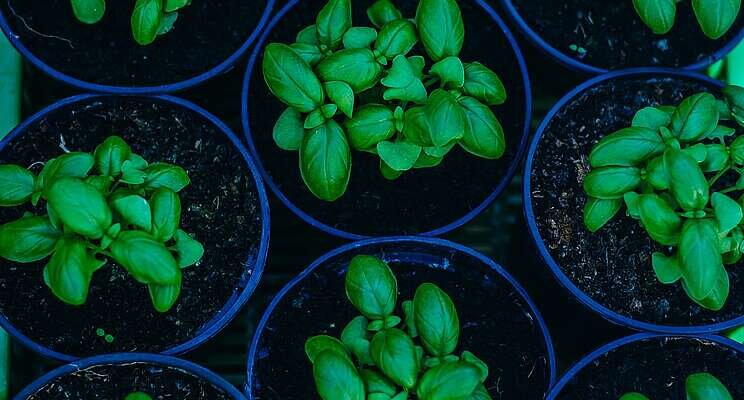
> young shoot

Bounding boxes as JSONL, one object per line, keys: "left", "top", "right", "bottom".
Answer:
{"left": 633, "top": 0, "right": 741, "bottom": 40}
{"left": 620, "top": 372, "right": 732, "bottom": 400}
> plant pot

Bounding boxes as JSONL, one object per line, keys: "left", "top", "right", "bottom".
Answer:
{"left": 547, "top": 333, "right": 744, "bottom": 399}
{"left": 524, "top": 67, "right": 744, "bottom": 333}
{"left": 15, "top": 353, "right": 246, "bottom": 399}
{"left": 245, "top": 236, "right": 556, "bottom": 399}
{"left": 500, "top": 0, "right": 744, "bottom": 74}
{"left": 0, "top": 94, "right": 270, "bottom": 361}
{"left": 242, "top": 0, "right": 531, "bottom": 240}
{"left": 0, "top": 1, "right": 275, "bottom": 93}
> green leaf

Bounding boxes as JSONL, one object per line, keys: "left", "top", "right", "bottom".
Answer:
{"left": 143, "top": 163, "right": 190, "bottom": 192}
{"left": 324, "top": 81, "right": 355, "bottom": 118}
{"left": 368, "top": 0, "right": 402, "bottom": 28}
{"left": 305, "top": 335, "right": 352, "bottom": 364}
{"left": 583, "top": 197, "right": 622, "bottom": 233}
{"left": 0, "top": 216, "right": 60, "bottom": 263}
{"left": 147, "top": 282, "right": 181, "bottom": 312}
{"left": 589, "top": 127, "right": 665, "bottom": 168}
{"left": 112, "top": 194, "right": 152, "bottom": 231}
{"left": 402, "top": 300, "right": 418, "bottom": 337}
{"left": 683, "top": 143, "right": 708, "bottom": 163}
{"left": 693, "top": 0, "right": 741, "bottom": 39}
{"left": 462, "top": 63, "right": 507, "bottom": 106}
{"left": 678, "top": 219, "right": 724, "bottom": 301}
{"left": 583, "top": 167, "right": 642, "bottom": 200}
{"left": 705, "top": 125, "right": 736, "bottom": 142}
{"left": 273, "top": 108, "right": 305, "bottom": 151}
{"left": 632, "top": 106, "right": 672, "bottom": 130}
{"left": 370, "top": 328, "right": 420, "bottom": 390}
{"left": 0, "top": 165, "right": 35, "bottom": 206}
{"left": 712, "top": 192, "right": 742, "bottom": 235}
{"left": 110, "top": 231, "right": 180, "bottom": 285}
{"left": 361, "top": 369, "right": 397, "bottom": 396}
{"left": 620, "top": 393, "right": 651, "bottom": 400}
{"left": 459, "top": 96, "right": 505, "bottom": 159}
{"left": 305, "top": 108, "right": 328, "bottom": 130}
{"left": 461, "top": 351, "right": 489, "bottom": 383}
{"left": 431, "top": 56, "right": 465, "bottom": 88}
{"left": 36, "top": 152, "right": 95, "bottom": 198}
{"left": 164, "top": 0, "right": 190, "bottom": 12}
{"left": 149, "top": 188, "right": 181, "bottom": 242}
{"left": 344, "top": 104, "right": 396, "bottom": 151}
{"left": 701, "top": 144, "right": 730, "bottom": 172}
{"left": 156, "top": 12, "right": 178, "bottom": 36}
{"left": 380, "top": 160, "right": 403, "bottom": 180}
{"left": 375, "top": 19, "right": 418, "bottom": 59}
{"left": 645, "top": 155, "right": 670, "bottom": 190}
{"left": 402, "top": 107, "right": 433, "bottom": 147}
{"left": 317, "top": 48, "right": 383, "bottom": 93}
{"left": 343, "top": 27, "right": 378, "bottom": 50}
{"left": 624, "top": 192, "right": 641, "bottom": 219}
{"left": 377, "top": 141, "right": 422, "bottom": 172}
{"left": 47, "top": 177, "right": 112, "bottom": 239}
{"left": 124, "top": 392, "right": 153, "bottom": 400}
{"left": 296, "top": 25, "right": 319, "bottom": 45}
{"left": 415, "top": 0, "right": 465, "bottom": 61}
{"left": 300, "top": 120, "right": 351, "bottom": 201}
{"left": 263, "top": 43, "right": 325, "bottom": 113}
{"left": 730, "top": 135, "right": 744, "bottom": 165}
{"left": 467, "top": 385, "right": 493, "bottom": 400}
{"left": 426, "top": 89, "right": 467, "bottom": 147}
{"left": 413, "top": 282, "right": 459, "bottom": 357}
{"left": 289, "top": 43, "right": 323, "bottom": 66}
{"left": 84, "top": 175, "right": 113, "bottom": 194}
{"left": 131, "top": 0, "right": 163, "bottom": 46}
{"left": 71, "top": 0, "right": 106, "bottom": 24}
{"left": 172, "top": 229, "right": 204, "bottom": 268}
{"left": 313, "top": 351, "right": 365, "bottom": 400}
{"left": 688, "top": 266, "right": 730, "bottom": 311}
{"left": 341, "top": 316, "right": 373, "bottom": 365}
{"left": 686, "top": 372, "right": 733, "bottom": 400}
{"left": 637, "top": 194, "right": 682, "bottom": 246}
{"left": 670, "top": 93, "right": 719, "bottom": 142}
{"left": 652, "top": 252, "right": 682, "bottom": 284}
{"left": 382, "top": 56, "right": 428, "bottom": 104}
{"left": 633, "top": 0, "right": 677, "bottom": 34}
{"left": 345, "top": 255, "right": 397, "bottom": 319}
{"left": 664, "top": 148, "right": 709, "bottom": 211}
{"left": 416, "top": 361, "right": 481, "bottom": 400}
{"left": 43, "top": 237, "right": 103, "bottom": 306}
{"left": 316, "top": 0, "right": 352, "bottom": 50}
{"left": 414, "top": 152, "right": 444, "bottom": 169}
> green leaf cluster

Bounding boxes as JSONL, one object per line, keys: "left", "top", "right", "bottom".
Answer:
{"left": 0, "top": 136, "right": 204, "bottom": 312}
{"left": 70, "top": 0, "right": 191, "bottom": 45}
{"left": 583, "top": 86, "right": 744, "bottom": 311}
{"left": 262, "top": 0, "right": 508, "bottom": 201}
{"left": 620, "top": 372, "right": 732, "bottom": 400}
{"left": 633, "top": 0, "right": 741, "bottom": 40}
{"left": 306, "top": 254, "right": 492, "bottom": 400}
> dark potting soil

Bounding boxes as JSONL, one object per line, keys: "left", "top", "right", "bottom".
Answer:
{"left": 247, "top": 0, "right": 528, "bottom": 237}
{"left": 510, "top": 0, "right": 744, "bottom": 70}
{"left": 24, "top": 361, "right": 233, "bottom": 400}
{"left": 0, "top": 0, "right": 269, "bottom": 87}
{"left": 530, "top": 74, "right": 744, "bottom": 326}
{"left": 554, "top": 336, "right": 744, "bottom": 399}
{"left": 0, "top": 96, "right": 263, "bottom": 356}
{"left": 250, "top": 241, "right": 552, "bottom": 399}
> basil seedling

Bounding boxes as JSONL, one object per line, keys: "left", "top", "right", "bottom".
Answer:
{"left": 0, "top": 136, "right": 204, "bottom": 312}
{"left": 633, "top": 0, "right": 741, "bottom": 40}
{"left": 70, "top": 0, "right": 192, "bottom": 45}
{"left": 583, "top": 86, "right": 744, "bottom": 311}
{"left": 620, "top": 372, "right": 733, "bottom": 400}
{"left": 262, "top": 0, "right": 508, "bottom": 201}
{"left": 306, "top": 254, "right": 493, "bottom": 400}
{"left": 124, "top": 392, "right": 153, "bottom": 400}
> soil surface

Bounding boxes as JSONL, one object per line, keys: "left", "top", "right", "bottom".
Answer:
{"left": 0, "top": 96, "right": 263, "bottom": 357}
{"left": 250, "top": 241, "right": 552, "bottom": 399}
{"left": 246, "top": 0, "right": 527, "bottom": 237}
{"left": 510, "top": 0, "right": 744, "bottom": 70}
{"left": 530, "top": 74, "right": 744, "bottom": 326}
{"left": 0, "top": 0, "right": 269, "bottom": 86}
{"left": 554, "top": 336, "right": 744, "bottom": 399}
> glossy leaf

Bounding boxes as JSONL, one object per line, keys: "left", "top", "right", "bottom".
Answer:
{"left": 416, "top": 361, "right": 481, "bottom": 400}
{"left": 300, "top": 120, "right": 351, "bottom": 201}
{"left": 112, "top": 194, "right": 152, "bottom": 231}
{"left": 47, "top": 178, "right": 112, "bottom": 239}
{"left": 36, "top": 152, "right": 95, "bottom": 197}
{"left": 633, "top": 0, "right": 677, "bottom": 34}
{"left": 368, "top": 0, "right": 402, "bottom": 27}
{"left": 148, "top": 282, "right": 181, "bottom": 312}
{"left": 426, "top": 89, "right": 467, "bottom": 147}
{"left": 131, "top": 0, "right": 163, "bottom": 46}
{"left": 467, "top": 385, "right": 493, "bottom": 400}
{"left": 664, "top": 149, "right": 709, "bottom": 211}
{"left": 589, "top": 127, "right": 665, "bottom": 168}
{"left": 645, "top": 155, "right": 670, "bottom": 190}
{"left": 263, "top": 43, "right": 324, "bottom": 113}
{"left": 459, "top": 96, "right": 505, "bottom": 159}
{"left": 620, "top": 393, "right": 651, "bottom": 400}
{"left": 345, "top": 104, "right": 396, "bottom": 150}
{"left": 632, "top": 106, "right": 672, "bottom": 130}
{"left": 143, "top": 163, "right": 190, "bottom": 192}
{"left": 583, "top": 167, "right": 642, "bottom": 200}
{"left": 345, "top": 255, "right": 397, "bottom": 319}
{"left": 361, "top": 369, "right": 397, "bottom": 396}
{"left": 370, "top": 328, "right": 420, "bottom": 389}
{"left": 693, "top": 0, "right": 741, "bottom": 39}
{"left": 289, "top": 43, "right": 323, "bottom": 66}
{"left": 316, "top": 0, "right": 352, "bottom": 50}
{"left": 730, "top": 136, "right": 744, "bottom": 164}
{"left": 416, "top": 0, "right": 465, "bottom": 61}
{"left": 343, "top": 27, "right": 378, "bottom": 49}
{"left": 43, "top": 237, "right": 102, "bottom": 306}
{"left": 273, "top": 108, "right": 305, "bottom": 151}
{"left": 149, "top": 188, "right": 181, "bottom": 242}
{"left": 670, "top": 93, "right": 719, "bottom": 142}
{"left": 678, "top": 219, "right": 724, "bottom": 301}
{"left": 124, "top": 392, "right": 153, "bottom": 400}
{"left": 164, "top": 0, "right": 190, "bottom": 12}
{"left": 297, "top": 25, "right": 319, "bottom": 45}
{"left": 94, "top": 136, "right": 132, "bottom": 177}
{"left": 462, "top": 62, "right": 507, "bottom": 106}
{"left": 382, "top": 56, "right": 427, "bottom": 104}
{"left": 305, "top": 335, "right": 352, "bottom": 364}
{"left": 583, "top": 197, "right": 622, "bottom": 233}
{"left": 637, "top": 194, "right": 682, "bottom": 246}
{"left": 110, "top": 231, "right": 180, "bottom": 285}
{"left": 173, "top": 229, "right": 203, "bottom": 268}
{"left": 414, "top": 283, "right": 460, "bottom": 357}
{"left": 712, "top": 192, "right": 742, "bottom": 234}
{"left": 324, "top": 81, "right": 355, "bottom": 118}
{"left": 403, "top": 107, "right": 433, "bottom": 147}
{"left": 375, "top": 19, "right": 418, "bottom": 59}
{"left": 686, "top": 372, "right": 733, "bottom": 400}
{"left": 71, "top": 0, "right": 106, "bottom": 24}
{"left": 313, "top": 351, "right": 365, "bottom": 400}
{"left": 0, "top": 216, "right": 60, "bottom": 263}
{"left": 377, "top": 141, "right": 422, "bottom": 172}
{"left": 701, "top": 144, "right": 729, "bottom": 172}
{"left": 317, "top": 49, "right": 383, "bottom": 93}
{"left": 461, "top": 351, "right": 489, "bottom": 383}
{"left": 0, "top": 165, "right": 34, "bottom": 206}
{"left": 652, "top": 252, "right": 683, "bottom": 284}
{"left": 687, "top": 266, "right": 730, "bottom": 311}
{"left": 341, "top": 316, "right": 373, "bottom": 365}
{"left": 431, "top": 56, "right": 465, "bottom": 88}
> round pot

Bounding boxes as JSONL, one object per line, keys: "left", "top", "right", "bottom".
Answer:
{"left": 15, "top": 353, "right": 246, "bottom": 399}
{"left": 242, "top": 0, "right": 532, "bottom": 240}
{"left": 0, "top": 0, "right": 275, "bottom": 93}
{"left": 0, "top": 94, "right": 270, "bottom": 361}
{"left": 524, "top": 68, "right": 744, "bottom": 333}
{"left": 547, "top": 333, "right": 744, "bottom": 399}
{"left": 500, "top": 0, "right": 744, "bottom": 74}
{"left": 245, "top": 236, "right": 556, "bottom": 399}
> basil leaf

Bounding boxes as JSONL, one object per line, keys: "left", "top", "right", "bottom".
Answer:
{"left": 683, "top": 143, "right": 708, "bottom": 163}
{"left": 289, "top": 43, "right": 323, "bottom": 66}
{"left": 304, "top": 108, "right": 327, "bottom": 130}
{"left": 589, "top": 127, "right": 665, "bottom": 168}
{"left": 111, "top": 231, "right": 180, "bottom": 285}
{"left": 664, "top": 148, "right": 709, "bottom": 211}
{"left": 112, "top": 194, "right": 152, "bottom": 231}
{"left": 313, "top": 351, "right": 365, "bottom": 400}
{"left": 370, "top": 328, "right": 420, "bottom": 390}
{"left": 47, "top": 177, "right": 112, "bottom": 239}
{"left": 461, "top": 351, "right": 489, "bottom": 383}
{"left": 583, "top": 197, "right": 622, "bottom": 233}
{"left": 297, "top": 25, "right": 319, "bottom": 45}
{"left": 652, "top": 252, "right": 683, "bottom": 284}
{"left": 413, "top": 282, "right": 459, "bottom": 357}
{"left": 361, "top": 369, "right": 397, "bottom": 396}
{"left": 300, "top": 120, "right": 351, "bottom": 201}
{"left": 403, "top": 107, "right": 433, "bottom": 147}
{"left": 467, "top": 384, "right": 493, "bottom": 400}
{"left": 706, "top": 125, "right": 736, "bottom": 142}
{"left": 678, "top": 219, "right": 724, "bottom": 301}
{"left": 431, "top": 56, "right": 465, "bottom": 88}
{"left": 324, "top": 81, "right": 355, "bottom": 118}
{"left": 712, "top": 192, "right": 742, "bottom": 235}
{"left": 686, "top": 372, "right": 733, "bottom": 400}
{"left": 94, "top": 136, "right": 132, "bottom": 177}
{"left": 341, "top": 315, "right": 374, "bottom": 365}
{"left": 402, "top": 300, "right": 418, "bottom": 337}
{"left": 85, "top": 175, "right": 113, "bottom": 194}
{"left": 687, "top": 266, "right": 730, "bottom": 311}
{"left": 633, "top": 0, "right": 677, "bottom": 34}
{"left": 693, "top": 0, "right": 741, "bottom": 40}
{"left": 375, "top": 19, "right": 418, "bottom": 59}
{"left": 164, "top": 0, "right": 190, "bottom": 12}
{"left": 414, "top": 152, "right": 443, "bottom": 169}
{"left": 156, "top": 12, "right": 178, "bottom": 36}
{"left": 382, "top": 56, "right": 428, "bottom": 104}
{"left": 416, "top": 361, "right": 481, "bottom": 400}
{"left": 462, "top": 62, "right": 506, "bottom": 106}
{"left": 316, "top": 0, "right": 352, "bottom": 51}
{"left": 43, "top": 237, "right": 103, "bottom": 306}
{"left": 143, "top": 163, "right": 190, "bottom": 192}
{"left": 426, "top": 89, "right": 467, "bottom": 148}
{"left": 459, "top": 96, "right": 505, "bottom": 159}
{"left": 368, "top": 0, "right": 402, "bottom": 28}
{"left": 637, "top": 194, "right": 682, "bottom": 245}
{"left": 0, "top": 165, "right": 34, "bottom": 206}
{"left": 620, "top": 393, "right": 651, "bottom": 400}
{"left": 377, "top": 141, "right": 422, "bottom": 172}
{"left": 305, "top": 335, "right": 352, "bottom": 364}
{"left": 670, "top": 93, "right": 719, "bottom": 142}
{"left": 148, "top": 282, "right": 181, "bottom": 313}
{"left": 345, "top": 104, "right": 396, "bottom": 150}
{"left": 345, "top": 255, "right": 397, "bottom": 319}
{"left": 273, "top": 108, "right": 305, "bottom": 151}
{"left": 632, "top": 106, "right": 673, "bottom": 130}
{"left": 343, "top": 27, "right": 378, "bottom": 50}
{"left": 317, "top": 49, "right": 383, "bottom": 93}
{"left": 583, "top": 167, "right": 642, "bottom": 200}
{"left": 380, "top": 160, "right": 403, "bottom": 180}
{"left": 37, "top": 152, "right": 95, "bottom": 198}
{"left": 149, "top": 188, "right": 181, "bottom": 242}
{"left": 263, "top": 43, "right": 325, "bottom": 113}
{"left": 415, "top": 0, "right": 465, "bottom": 61}
{"left": 71, "top": 0, "right": 106, "bottom": 24}
{"left": 0, "top": 216, "right": 60, "bottom": 263}
{"left": 172, "top": 229, "right": 204, "bottom": 268}
{"left": 645, "top": 155, "right": 670, "bottom": 190}
{"left": 701, "top": 144, "right": 730, "bottom": 172}
{"left": 131, "top": 0, "right": 163, "bottom": 46}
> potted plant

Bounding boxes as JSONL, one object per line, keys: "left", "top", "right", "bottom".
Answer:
{"left": 246, "top": 237, "right": 556, "bottom": 399}
{"left": 243, "top": 0, "right": 531, "bottom": 239}
{"left": 15, "top": 353, "right": 247, "bottom": 399}
{"left": 0, "top": 0, "right": 275, "bottom": 93}
{"left": 524, "top": 68, "right": 744, "bottom": 333}
{"left": 0, "top": 94, "right": 269, "bottom": 361}
{"left": 546, "top": 333, "right": 744, "bottom": 399}
{"left": 500, "top": 0, "right": 744, "bottom": 74}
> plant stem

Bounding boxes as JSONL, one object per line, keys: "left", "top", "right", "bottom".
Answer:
{"left": 708, "top": 166, "right": 731, "bottom": 187}
{"left": 719, "top": 186, "right": 740, "bottom": 194}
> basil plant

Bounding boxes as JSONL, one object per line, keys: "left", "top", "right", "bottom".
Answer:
{"left": 583, "top": 85, "right": 744, "bottom": 311}
{"left": 70, "top": 0, "right": 192, "bottom": 45}
{"left": 0, "top": 136, "right": 204, "bottom": 312}
{"left": 620, "top": 372, "right": 733, "bottom": 400}
{"left": 633, "top": 0, "right": 741, "bottom": 39}
{"left": 262, "top": 0, "right": 508, "bottom": 201}
{"left": 306, "top": 254, "right": 492, "bottom": 400}
{"left": 125, "top": 392, "right": 153, "bottom": 400}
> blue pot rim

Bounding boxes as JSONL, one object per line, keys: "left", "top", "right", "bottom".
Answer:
{"left": 0, "top": 0, "right": 275, "bottom": 94}
{"left": 241, "top": 0, "right": 533, "bottom": 240}
{"left": 13, "top": 352, "right": 247, "bottom": 399}
{"left": 523, "top": 67, "right": 744, "bottom": 334}
{"left": 0, "top": 93, "right": 271, "bottom": 362}
{"left": 499, "top": 0, "right": 744, "bottom": 75}
{"left": 546, "top": 332, "right": 744, "bottom": 399}
{"left": 244, "top": 236, "right": 558, "bottom": 398}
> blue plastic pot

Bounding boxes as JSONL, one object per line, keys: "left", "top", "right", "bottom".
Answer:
{"left": 499, "top": 0, "right": 744, "bottom": 75}
{"left": 546, "top": 333, "right": 744, "bottom": 399}
{"left": 242, "top": 0, "right": 532, "bottom": 240}
{"left": 0, "top": 1, "right": 275, "bottom": 94}
{"left": 0, "top": 94, "right": 270, "bottom": 362}
{"left": 245, "top": 236, "right": 556, "bottom": 399}
{"left": 524, "top": 67, "right": 744, "bottom": 334}
{"left": 14, "top": 353, "right": 246, "bottom": 399}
